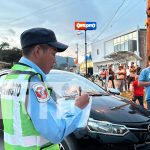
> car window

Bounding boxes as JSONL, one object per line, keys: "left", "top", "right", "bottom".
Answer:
{"left": 46, "top": 71, "right": 106, "bottom": 98}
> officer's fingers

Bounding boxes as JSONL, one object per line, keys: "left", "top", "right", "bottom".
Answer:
{"left": 81, "top": 93, "right": 89, "bottom": 99}
{"left": 75, "top": 94, "right": 89, "bottom": 109}
{"left": 76, "top": 93, "right": 89, "bottom": 102}
{"left": 75, "top": 93, "right": 88, "bottom": 99}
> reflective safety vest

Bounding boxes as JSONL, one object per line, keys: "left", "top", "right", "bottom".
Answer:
{"left": 0, "top": 63, "right": 60, "bottom": 150}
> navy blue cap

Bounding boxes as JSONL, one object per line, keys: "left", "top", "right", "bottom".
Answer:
{"left": 20, "top": 27, "right": 68, "bottom": 52}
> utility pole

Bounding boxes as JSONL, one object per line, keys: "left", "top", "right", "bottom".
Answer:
{"left": 76, "top": 43, "right": 78, "bottom": 63}
{"left": 146, "top": 0, "right": 150, "bottom": 67}
{"left": 85, "top": 30, "right": 87, "bottom": 76}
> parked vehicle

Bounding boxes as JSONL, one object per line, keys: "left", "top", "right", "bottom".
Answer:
{"left": 1, "top": 69, "right": 150, "bottom": 150}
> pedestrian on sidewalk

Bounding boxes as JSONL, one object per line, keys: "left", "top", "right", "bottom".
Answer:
{"left": 139, "top": 56, "right": 150, "bottom": 110}
{"left": 128, "top": 62, "right": 136, "bottom": 91}
{"left": 116, "top": 65, "right": 126, "bottom": 92}
{"left": 108, "top": 67, "right": 115, "bottom": 88}
{"left": 132, "top": 75, "right": 144, "bottom": 107}
{"left": 99, "top": 68, "right": 106, "bottom": 87}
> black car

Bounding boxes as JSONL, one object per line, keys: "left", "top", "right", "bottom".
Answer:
{"left": 1, "top": 69, "right": 150, "bottom": 150}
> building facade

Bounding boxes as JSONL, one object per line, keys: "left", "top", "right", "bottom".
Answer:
{"left": 91, "top": 28, "right": 146, "bottom": 74}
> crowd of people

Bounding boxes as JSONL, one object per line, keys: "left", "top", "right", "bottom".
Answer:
{"left": 98, "top": 58, "right": 150, "bottom": 110}
{"left": 99, "top": 62, "right": 140, "bottom": 92}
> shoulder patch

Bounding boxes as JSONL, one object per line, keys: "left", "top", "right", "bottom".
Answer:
{"left": 32, "top": 83, "right": 50, "bottom": 102}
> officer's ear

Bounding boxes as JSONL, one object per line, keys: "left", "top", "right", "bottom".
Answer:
{"left": 33, "top": 45, "right": 43, "bottom": 58}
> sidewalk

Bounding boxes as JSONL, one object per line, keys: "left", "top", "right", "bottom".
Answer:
{"left": 120, "top": 91, "right": 147, "bottom": 109}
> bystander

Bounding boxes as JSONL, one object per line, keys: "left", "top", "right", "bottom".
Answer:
{"left": 99, "top": 68, "right": 106, "bottom": 86}
{"left": 128, "top": 62, "right": 136, "bottom": 91}
{"left": 116, "top": 65, "right": 126, "bottom": 92}
{"left": 139, "top": 56, "right": 150, "bottom": 110}
{"left": 132, "top": 75, "right": 144, "bottom": 107}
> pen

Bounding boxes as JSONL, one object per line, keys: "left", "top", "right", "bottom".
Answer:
{"left": 79, "top": 86, "right": 81, "bottom": 96}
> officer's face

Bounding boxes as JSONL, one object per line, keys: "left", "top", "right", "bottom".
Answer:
{"left": 39, "top": 46, "right": 57, "bottom": 74}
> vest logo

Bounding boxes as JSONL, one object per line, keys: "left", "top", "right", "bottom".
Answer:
{"left": 32, "top": 83, "right": 49, "bottom": 102}
{"left": 0, "top": 81, "right": 21, "bottom": 97}
{"left": 75, "top": 22, "right": 97, "bottom": 30}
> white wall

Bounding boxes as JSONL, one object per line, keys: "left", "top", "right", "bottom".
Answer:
{"left": 91, "top": 39, "right": 105, "bottom": 63}
{"left": 91, "top": 37, "right": 114, "bottom": 63}
{"left": 104, "top": 40, "right": 114, "bottom": 56}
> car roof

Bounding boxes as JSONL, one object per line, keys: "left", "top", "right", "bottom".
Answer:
{"left": 0, "top": 69, "right": 75, "bottom": 76}
{"left": 49, "top": 69, "right": 75, "bottom": 75}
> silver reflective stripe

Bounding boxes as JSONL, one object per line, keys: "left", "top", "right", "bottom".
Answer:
{"left": 13, "top": 77, "right": 28, "bottom": 136}
{"left": 4, "top": 132, "right": 49, "bottom": 147}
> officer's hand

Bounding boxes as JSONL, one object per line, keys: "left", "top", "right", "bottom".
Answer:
{"left": 75, "top": 94, "right": 89, "bottom": 109}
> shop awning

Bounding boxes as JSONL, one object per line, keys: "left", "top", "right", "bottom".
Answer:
{"left": 104, "top": 51, "right": 142, "bottom": 62}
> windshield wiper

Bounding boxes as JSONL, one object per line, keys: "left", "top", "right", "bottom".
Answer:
{"left": 62, "top": 92, "right": 109, "bottom": 99}
{"left": 110, "top": 103, "right": 129, "bottom": 110}
{"left": 86, "top": 92, "right": 109, "bottom": 96}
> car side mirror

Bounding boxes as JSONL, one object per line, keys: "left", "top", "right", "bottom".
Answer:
{"left": 107, "top": 88, "right": 120, "bottom": 95}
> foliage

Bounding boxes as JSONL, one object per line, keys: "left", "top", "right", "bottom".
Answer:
{"left": 0, "top": 42, "right": 9, "bottom": 50}
{"left": 0, "top": 42, "right": 22, "bottom": 65}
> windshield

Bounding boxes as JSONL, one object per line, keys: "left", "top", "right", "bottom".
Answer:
{"left": 46, "top": 71, "right": 106, "bottom": 98}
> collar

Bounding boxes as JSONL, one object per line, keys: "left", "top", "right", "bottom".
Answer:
{"left": 19, "top": 57, "right": 46, "bottom": 80}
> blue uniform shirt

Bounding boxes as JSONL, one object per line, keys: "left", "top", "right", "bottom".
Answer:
{"left": 19, "top": 57, "right": 91, "bottom": 143}
{"left": 139, "top": 67, "right": 150, "bottom": 101}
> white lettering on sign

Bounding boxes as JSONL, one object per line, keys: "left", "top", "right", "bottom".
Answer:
{"left": 76, "top": 23, "right": 85, "bottom": 28}
{"left": 76, "top": 23, "right": 96, "bottom": 29}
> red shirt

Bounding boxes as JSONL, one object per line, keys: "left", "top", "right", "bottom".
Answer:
{"left": 132, "top": 80, "right": 144, "bottom": 96}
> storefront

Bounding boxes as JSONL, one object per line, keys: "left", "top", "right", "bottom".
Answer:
{"left": 80, "top": 60, "right": 93, "bottom": 75}
{"left": 91, "top": 28, "right": 146, "bottom": 74}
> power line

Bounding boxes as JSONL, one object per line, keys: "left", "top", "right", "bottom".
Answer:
{"left": 92, "top": 0, "right": 127, "bottom": 43}
{"left": 5, "top": 1, "right": 61, "bottom": 25}
{"left": 4, "top": 0, "right": 72, "bottom": 25}
{"left": 112, "top": 0, "right": 143, "bottom": 26}
{"left": 110, "top": 0, "right": 130, "bottom": 22}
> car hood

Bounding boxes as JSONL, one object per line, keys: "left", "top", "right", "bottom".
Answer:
{"left": 90, "top": 95, "right": 150, "bottom": 123}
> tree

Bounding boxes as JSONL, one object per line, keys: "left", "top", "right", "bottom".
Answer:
{"left": 0, "top": 42, "right": 10, "bottom": 50}
{"left": 0, "top": 47, "right": 22, "bottom": 66}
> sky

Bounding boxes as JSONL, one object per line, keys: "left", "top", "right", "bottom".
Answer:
{"left": 0, "top": 0, "right": 147, "bottom": 62}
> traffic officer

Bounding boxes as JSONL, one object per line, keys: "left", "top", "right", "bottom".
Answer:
{"left": 0, "top": 27, "right": 91, "bottom": 150}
